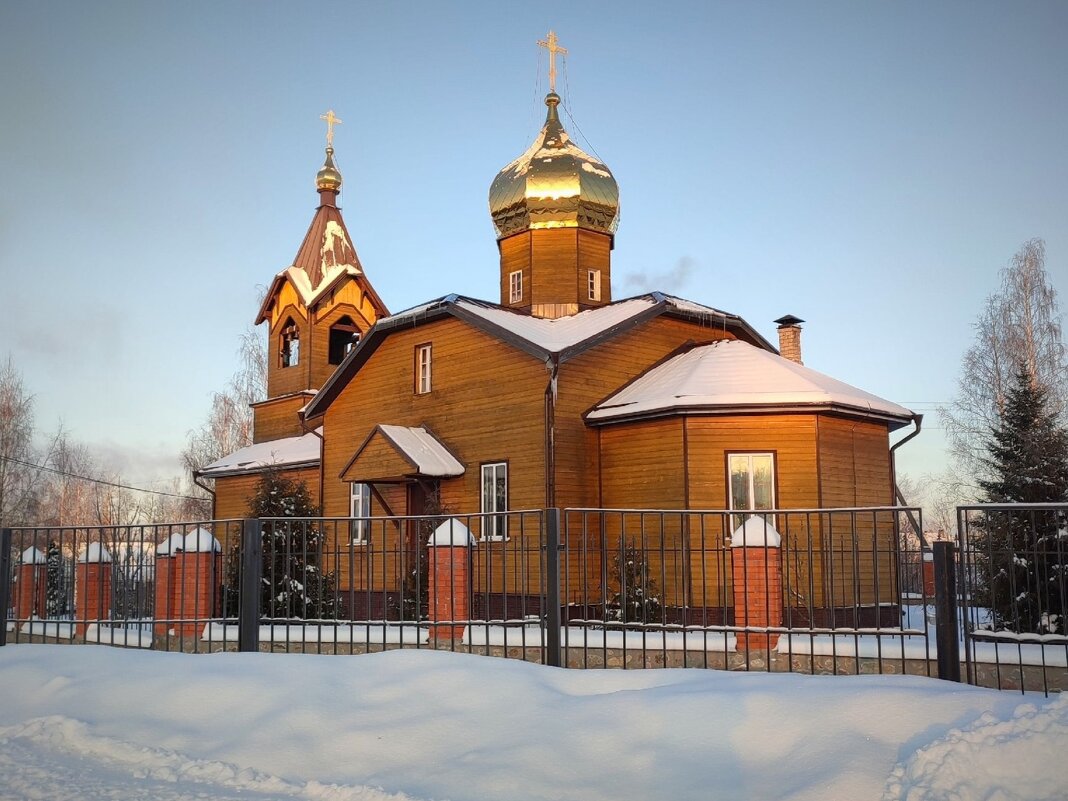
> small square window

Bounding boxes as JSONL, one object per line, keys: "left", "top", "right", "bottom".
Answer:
{"left": 588, "top": 269, "right": 602, "bottom": 302}
{"left": 415, "top": 343, "right": 432, "bottom": 394}
{"left": 509, "top": 270, "right": 523, "bottom": 303}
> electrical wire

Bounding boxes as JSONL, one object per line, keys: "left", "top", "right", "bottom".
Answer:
{"left": 0, "top": 455, "right": 202, "bottom": 501}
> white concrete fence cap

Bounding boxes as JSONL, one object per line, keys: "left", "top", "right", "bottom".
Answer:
{"left": 730, "top": 515, "right": 782, "bottom": 548}
{"left": 20, "top": 546, "right": 47, "bottom": 565}
{"left": 428, "top": 518, "right": 476, "bottom": 547}
{"left": 77, "top": 542, "right": 113, "bottom": 563}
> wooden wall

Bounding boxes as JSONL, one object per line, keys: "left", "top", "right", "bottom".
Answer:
{"left": 321, "top": 318, "right": 548, "bottom": 593}
{"left": 252, "top": 394, "right": 309, "bottom": 443}
{"left": 212, "top": 466, "right": 320, "bottom": 552}
{"left": 498, "top": 228, "right": 613, "bottom": 313}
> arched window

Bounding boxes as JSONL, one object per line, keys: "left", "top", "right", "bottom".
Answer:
{"left": 280, "top": 319, "right": 300, "bottom": 368}
{"left": 328, "top": 315, "right": 361, "bottom": 365}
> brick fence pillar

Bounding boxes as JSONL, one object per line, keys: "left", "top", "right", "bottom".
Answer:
{"left": 15, "top": 548, "right": 47, "bottom": 620}
{"left": 921, "top": 550, "right": 936, "bottom": 598}
{"left": 731, "top": 516, "right": 783, "bottom": 651}
{"left": 427, "top": 518, "right": 474, "bottom": 642}
{"left": 76, "top": 544, "right": 112, "bottom": 637}
{"left": 175, "top": 528, "right": 222, "bottom": 638}
{"left": 153, "top": 533, "right": 184, "bottom": 637}
{"left": 15, "top": 551, "right": 47, "bottom": 623}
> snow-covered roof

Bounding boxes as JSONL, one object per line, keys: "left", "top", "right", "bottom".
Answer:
{"left": 197, "top": 429, "right": 322, "bottom": 478}
{"left": 305, "top": 292, "right": 773, "bottom": 420}
{"left": 382, "top": 293, "right": 741, "bottom": 356}
{"left": 378, "top": 425, "right": 464, "bottom": 478}
{"left": 587, "top": 340, "right": 914, "bottom": 426}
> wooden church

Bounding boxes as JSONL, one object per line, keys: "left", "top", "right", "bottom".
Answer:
{"left": 198, "top": 41, "right": 918, "bottom": 619}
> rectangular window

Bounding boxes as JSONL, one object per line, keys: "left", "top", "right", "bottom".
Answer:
{"left": 481, "top": 462, "right": 508, "bottom": 540}
{"left": 587, "top": 269, "right": 601, "bottom": 301}
{"left": 509, "top": 270, "right": 523, "bottom": 303}
{"left": 415, "top": 343, "right": 432, "bottom": 394}
{"left": 349, "top": 482, "right": 371, "bottom": 543}
{"left": 728, "top": 453, "right": 776, "bottom": 532}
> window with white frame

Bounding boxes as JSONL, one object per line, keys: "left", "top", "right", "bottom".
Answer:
{"left": 415, "top": 343, "right": 432, "bottom": 394}
{"left": 349, "top": 482, "right": 371, "bottom": 543}
{"left": 509, "top": 270, "right": 523, "bottom": 303}
{"left": 481, "top": 462, "right": 508, "bottom": 540}
{"left": 587, "top": 269, "right": 602, "bottom": 301}
{"left": 727, "top": 452, "right": 776, "bottom": 532}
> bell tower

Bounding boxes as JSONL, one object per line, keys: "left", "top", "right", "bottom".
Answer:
{"left": 252, "top": 111, "right": 390, "bottom": 442}
{"left": 488, "top": 33, "right": 620, "bottom": 320}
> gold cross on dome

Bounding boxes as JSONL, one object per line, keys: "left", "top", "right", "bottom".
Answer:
{"left": 320, "top": 109, "right": 342, "bottom": 147}
{"left": 537, "top": 30, "right": 568, "bottom": 93}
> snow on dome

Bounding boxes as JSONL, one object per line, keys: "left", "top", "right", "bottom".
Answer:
{"left": 77, "top": 543, "right": 113, "bottom": 563}
{"left": 428, "top": 518, "right": 475, "bottom": 547}
{"left": 156, "top": 532, "right": 187, "bottom": 555}
{"left": 20, "top": 546, "right": 47, "bottom": 565}
{"left": 731, "top": 516, "right": 782, "bottom": 548}
{"left": 183, "top": 527, "right": 221, "bottom": 553}
{"left": 588, "top": 339, "right": 914, "bottom": 427}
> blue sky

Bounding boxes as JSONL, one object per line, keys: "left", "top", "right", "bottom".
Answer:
{"left": 1, "top": 1, "right": 1066, "bottom": 491}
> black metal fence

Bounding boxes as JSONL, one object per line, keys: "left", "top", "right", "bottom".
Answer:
{"left": 2, "top": 505, "right": 1065, "bottom": 694}
{"left": 957, "top": 503, "right": 1068, "bottom": 694}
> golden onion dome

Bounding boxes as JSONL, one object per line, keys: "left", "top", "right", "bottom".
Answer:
{"left": 316, "top": 146, "right": 343, "bottom": 192}
{"left": 489, "top": 92, "right": 619, "bottom": 239}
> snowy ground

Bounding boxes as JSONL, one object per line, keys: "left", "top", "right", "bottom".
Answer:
{"left": 0, "top": 646, "right": 1066, "bottom": 801}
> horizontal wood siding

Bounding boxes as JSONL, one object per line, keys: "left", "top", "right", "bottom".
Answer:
{"left": 817, "top": 415, "right": 896, "bottom": 606}
{"left": 499, "top": 232, "right": 532, "bottom": 310}
{"left": 577, "top": 228, "right": 612, "bottom": 307}
{"left": 322, "top": 318, "right": 547, "bottom": 595}
{"left": 341, "top": 430, "right": 416, "bottom": 482}
{"left": 267, "top": 289, "right": 310, "bottom": 398}
{"left": 212, "top": 467, "right": 320, "bottom": 552}
{"left": 252, "top": 396, "right": 308, "bottom": 443}
{"left": 685, "top": 414, "right": 820, "bottom": 608}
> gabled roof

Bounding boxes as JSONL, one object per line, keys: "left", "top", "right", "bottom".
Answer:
{"left": 255, "top": 203, "right": 389, "bottom": 325}
{"left": 303, "top": 292, "right": 773, "bottom": 419}
{"left": 586, "top": 340, "right": 914, "bottom": 429}
{"left": 195, "top": 428, "right": 322, "bottom": 479}
{"left": 340, "top": 425, "right": 464, "bottom": 482}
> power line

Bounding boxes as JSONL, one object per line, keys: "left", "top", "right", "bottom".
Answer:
{"left": 0, "top": 455, "right": 202, "bottom": 501}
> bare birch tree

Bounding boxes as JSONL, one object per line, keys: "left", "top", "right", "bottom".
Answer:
{"left": 942, "top": 239, "right": 1068, "bottom": 490}
{"left": 0, "top": 356, "right": 37, "bottom": 527}
{"left": 181, "top": 327, "right": 268, "bottom": 501}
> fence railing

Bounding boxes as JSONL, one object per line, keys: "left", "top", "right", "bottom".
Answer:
{"left": 3, "top": 505, "right": 1066, "bottom": 695}
{"left": 957, "top": 503, "right": 1068, "bottom": 694}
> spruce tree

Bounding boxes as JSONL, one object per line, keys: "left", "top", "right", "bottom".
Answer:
{"left": 227, "top": 471, "right": 337, "bottom": 620}
{"left": 976, "top": 365, "right": 1068, "bottom": 632}
{"left": 45, "top": 540, "right": 65, "bottom": 617}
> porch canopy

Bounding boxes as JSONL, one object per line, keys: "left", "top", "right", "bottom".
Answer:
{"left": 340, "top": 424, "right": 465, "bottom": 483}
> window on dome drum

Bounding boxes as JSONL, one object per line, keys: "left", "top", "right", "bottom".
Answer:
{"left": 349, "top": 482, "right": 371, "bottom": 543}
{"left": 415, "top": 343, "right": 432, "bottom": 394}
{"left": 279, "top": 319, "right": 300, "bottom": 368}
{"left": 588, "top": 269, "right": 602, "bottom": 301}
{"left": 728, "top": 452, "right": 776, "bottom": 533}
{"left": 481, "top": 462, "right": 508, "bottom": 540}
{"left": 509, "top": 270, "right": 523, "bottom": 303}
{"left": 329, "top": 316, "right": 361, "bottom": 365}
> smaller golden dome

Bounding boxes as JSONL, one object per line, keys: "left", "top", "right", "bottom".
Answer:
{"left": 489, "top": 92, "right": 620, "bottom": 239}
{"left": 316, "top": 146, "right": 343, "bottom": 192}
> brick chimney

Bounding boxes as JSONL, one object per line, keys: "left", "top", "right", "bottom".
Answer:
{"left": 774, "top": 315, "right": 804, "bottom": 365}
